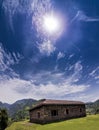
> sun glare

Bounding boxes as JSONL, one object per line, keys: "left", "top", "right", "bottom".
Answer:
{"left": 43, "top": 14, "right": 60, "bottom": 34}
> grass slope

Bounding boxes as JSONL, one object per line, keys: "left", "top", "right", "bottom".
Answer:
{"left": 6, "top": 115, "right": 99, "bottom": 130}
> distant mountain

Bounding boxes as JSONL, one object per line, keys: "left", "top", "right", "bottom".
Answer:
{"left": 0, "top": 99, "right": 37, "bottom": 121}
{"left": 0, "top": 101, "right": 10, "bottom": 109}
{"left": 86, "top": 99, "right": 99, "bottom": 114}
{"left": 94, "top": 99, "right": 99, "bottom": 105}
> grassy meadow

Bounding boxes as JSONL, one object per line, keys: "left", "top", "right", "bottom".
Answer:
{"left": 6, "top": 114, "right": 99, "bottom": 130}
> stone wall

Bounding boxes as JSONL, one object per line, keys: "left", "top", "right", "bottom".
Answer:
{"left": 29, "top": 104, "right": 86, "bottom": 124}
{"left": 29, "top": 106, "right": 45, "bottom": 124}
{"left": 43, "top": 105, "right": 86, "bottom": 123}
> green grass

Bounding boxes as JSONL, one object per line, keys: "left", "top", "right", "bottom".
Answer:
{"left": 6, "top": 114, "right": 99, "bottom": 130}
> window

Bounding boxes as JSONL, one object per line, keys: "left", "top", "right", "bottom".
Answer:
{"left": 66, "top": 109, "right": 69, "bottom": 114}
{"left": 51, "top": 110, "right": 58, "bottom": 116}
{"left": 80, "top": 108, "right": 82, "bottom": 112}
{"left": 37, "top": 112, "right": 40, "bottom": 118}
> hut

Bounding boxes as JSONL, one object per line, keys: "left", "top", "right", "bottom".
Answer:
{"left": 29, "top": 99, "right": 86, "bottom": 124}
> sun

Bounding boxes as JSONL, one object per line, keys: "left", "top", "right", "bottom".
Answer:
{"left": 43, "top": 14, "right": 60, "bottom": 34}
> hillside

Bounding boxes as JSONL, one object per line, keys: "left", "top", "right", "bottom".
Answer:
{"left": 86, "top": 99, "right": 99, "bottom": 114}
{"left": 0, "top": 99, "right": 37, "bottom": 121}
{"left": 6, "top": 114, "right": 99, "bottom": 130}
{"left": 0, "top": 101, "right": 10, "bottom": 109}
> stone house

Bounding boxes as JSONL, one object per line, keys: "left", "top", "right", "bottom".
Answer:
{"left": 29, "top": 99, "right": 86, "bottom": 124}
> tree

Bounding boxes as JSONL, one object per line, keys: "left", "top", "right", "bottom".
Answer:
{"left": 0, "top": 109, "right": 8, "bottom": 130}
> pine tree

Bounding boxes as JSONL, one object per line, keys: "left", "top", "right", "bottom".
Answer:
{"left": 0, "top": 109, "right": 8, "bottom": 130}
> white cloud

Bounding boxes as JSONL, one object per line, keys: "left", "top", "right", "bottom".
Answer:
{"left": 2, "top": 0, "right": 60, "bottom": 57}
{"left": 31, "top": 0, "right": 52, "bottom": 35}
{"left": 0, "top": 77, "right": 34, "bottom": 103}
{"left": 67, "top": 61, "right": 83, "bottom": 83}
{"left": 38, "top": 40, "right": 56, "bottom": 56}
{"left": 0, "top": 77, "right": 89, "bottom": 103}
{"left": 0, "top": 44, "right": 14, "bottom": 71}
{"left": 0, "top": 44, "right": 25, "bottom": 103}
{"left": 0, "top": 70, "right": 89, "bottom": 103}
{"left": 0, "top": 43, "right": 23, "bottom": 72}
{"left": 31, "top": 0, "right": 63, "bottom": 56}
{"left": 89, "top": 67, "right": 99, "bottom": 82}
{"left": 57, "top": 52, "right": 65, "bottom": 60}
{"left": 71, "top": 10, "right": 99, "bottom": 23}
{"left": 0, "top": 50, "right": 8, "bottom": 71}
{"left": 12, "top": 52, "right": 23, "bottom": 64}
{"left": 68, "top": 54, "right": 74, "bottom": 59}
{"left": 0, "top": 49, "right": 87, "bottom": 104}
{"left": 95, "top": 76, "right": 99, "bottom": 80}
{"left": 65, "top": 93, "right": 99, "bottom": 103}
{"left": 2, "top": 0, "right": 35, "bottom": 31}
{"left": 74, "top": 61, "right": 83, "bottom": 72}
{"left": 35, "top": 82, "right": 88, "bottom": 98}
{"left": 89, "top": 66, "right": 99, "bottom": 76}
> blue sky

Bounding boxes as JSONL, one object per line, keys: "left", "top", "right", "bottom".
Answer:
{"left": 0, "top": 0, "right": 99, "bottom": 103}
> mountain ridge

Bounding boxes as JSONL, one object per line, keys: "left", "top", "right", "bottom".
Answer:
{"left": 0, "top": 98, "right": 37, "bottom": 121}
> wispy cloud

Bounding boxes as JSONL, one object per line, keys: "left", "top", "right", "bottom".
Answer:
{"left": 57, "top": 52, "right": 65, "bottom": 60}
{"left": 71, "top": 10, "right": 99, "bottom": 23}
{"left": 31, "top": 0, "right": 62, "bottom": 56}
{"left": 74, "top": 61, "right": 83, "bottom": 72}
{"left": 2, "top": 0, "right": 62, "bottom": 57}
{"left": 0, "top": 44, "right": 90, "bottom": 103}
{"left": 89, "top": 66, "right": 99, "bottom": 76}
{"left": 65, "top": 92, "right": 99, "bottom": 103}
{"left": 38, "top": 40, "right": 56, "bottom": 56}
{"left": 2, "top": 0, "right": 35, "bottom": 32}
{"left": 89, "top": 66, "right": 99, "bottom": 82}
{"left": 68, "top": 54, "right": 74, "bottom": 60}
{"left": 67, "top": 61, "right": 83, "bottom": 83}
{"left": 0, "top": 43, "right": 23, "bottom": 72}
{"left": 31, "top": 0, "right": 52, "bottom": 36}
{"left": 95, "top": 76, "right": 99, "bottom": 80}
{"left": 0, "top": 43, "right": 23, "bottom": 88}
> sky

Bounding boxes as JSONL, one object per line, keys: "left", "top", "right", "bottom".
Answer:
{"left": 0, "top": 0, "right": 99, "bottom": 103}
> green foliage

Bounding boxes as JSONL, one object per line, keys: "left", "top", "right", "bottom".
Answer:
{"left": 86, "top": 100, "right": 99, "bottom": 114}
{"left": 6, "top": 115, "right": 99, "bottom": 130}
{"left": 11, "top": 109, "right": 29, "bottom": 122}
{"left": 0, "top": 99, "right": 37, "bottom": 123}
{"left": 0, "top": 109, "right": 8, "bottom": 130}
